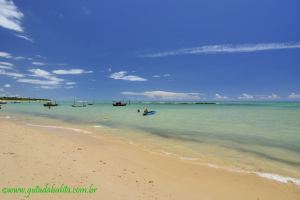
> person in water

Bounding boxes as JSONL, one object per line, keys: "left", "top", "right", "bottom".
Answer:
{"left": 137, "top": 109, "right": 140, "bottom": 113}
{"left": 144, "top": 108, "right": 148, "bottom": 114}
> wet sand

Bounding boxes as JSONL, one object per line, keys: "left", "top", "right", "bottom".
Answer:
{"left": 0, "top": 119, "right": 299, "bottom": 200}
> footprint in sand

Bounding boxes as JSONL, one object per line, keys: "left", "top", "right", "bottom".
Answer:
{"left": 3, "top": 152, "right": 15, "bottom": 155}
{"left": 99, "top": 160, "right": 106, "bottom": 165}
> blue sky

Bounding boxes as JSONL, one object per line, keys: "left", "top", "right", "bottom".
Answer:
{"left": 0, "top": 0, "right": 300, "bottom": 101}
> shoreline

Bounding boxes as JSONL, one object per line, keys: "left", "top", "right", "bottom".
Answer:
{"left": 0, "top": 117, "right": 299, "bottom": 199}
{"left": 2, "top": 112, "right": 300, "bottom": 186}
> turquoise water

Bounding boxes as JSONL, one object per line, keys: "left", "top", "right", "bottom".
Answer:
{"left": 1, "top": 101, "right": 300, "bottom": 181}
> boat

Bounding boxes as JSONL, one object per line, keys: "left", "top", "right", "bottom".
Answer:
{"left": 195, "top": 102, "right": 216, "bottom": 105}
{"left": 0, "top": 101, "right": 7, "bottom": 104}
{"left": 143, "top": 110, "right": 156, "bottom": 116}
{"left": 71, "top": 99, "right": 87, "bottom": 107}
{"left": 43, "top": 101, "right": 58, "bottom": 107}
{"left": 113, "top": 101, "right": 127, "bottom": 106}
{"left": 72, "top": 104, "right": 87, "bottom": 107}
{"left": 88, "top": 100, "right": 94, "bottom": 106}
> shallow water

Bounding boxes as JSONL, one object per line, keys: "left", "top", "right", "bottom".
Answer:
{"left": 1, "top": 101, "right": 300, "bottom": 182}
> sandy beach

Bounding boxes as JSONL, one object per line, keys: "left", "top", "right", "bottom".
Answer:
{"left": 0, "top": 118, "right": 299, "bottom": 200}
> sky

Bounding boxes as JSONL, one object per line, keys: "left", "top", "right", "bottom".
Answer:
{"left": 0, "top": 0, "right": 300, "bottom": 101}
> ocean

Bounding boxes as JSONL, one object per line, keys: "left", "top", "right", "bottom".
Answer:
{"left": 1, "top": 101, "right": 300, "bottom": 185}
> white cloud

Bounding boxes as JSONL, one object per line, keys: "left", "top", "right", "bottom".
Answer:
{"left": 0, "top": 61, "right": 13, "bottom": 66}
{"left": 288, "top": 93, "right": 300, "bottom": 99}
{"left": 0, "top": 65, "right": 12, "bottom": 69}
{"left": 238, "top": 93, "right": 280, "bottom": 100}
{"left": 152, "top": 74, "right": 171, "bottom": 78}
{"left": 14, "top": 56, "right": 25, "bottom": 60}
{"left": 0, "top": 69, "right": 24, "bottom": 78}
{"left": 35, "top": 55, "right": 46, "bottom": 59}
{"left": 28, "top": 68, "right": 64, "bottom": 82}
{"left": 110, "top": 71, "right": 147, "bottom": 81}
{"left": 32, "top": 61, "right": 45, "bottom": 66}
{"left": 0, "top": 52, "right": 32, "bottom": 61}
{"left": 238, "top": 93, "right": 254, "bottom": 100}
{"left": 16, "top": 68, "right": 64, "bottom": 87}
{"left": 15, "top": 34, "right": 33, "bottom": 42}
{"left": 215, "top": 93, "right": 228, "bottom": 100}
{"left": 142, "top": 42, "right": 300, "bottom": 57}
{"left": 262, "top": 94, "right": 280, "bottom": 100}
{"left": 17, "top": 79, "right": 60, "bottom": 85}
{"left": 66, "top": 82, "right": 76, "bottom": 85}
{"left": 0, "top": 0, "right": 24, "bottom": 32}
{"left": 52, "top": 69, "right": 93, "bottom": 75}
{"left": 0, "top": 61, "right": 13, "bottom": 70}
{"left": 0, "top": 51, "right": 12, "bottom": 58}
{"left": 4, "top": 83, "right": 11, "bottom": 88}
{"left": 121, "top": 90, "right": 202, "bottom": 100}
{"left": 29, "top": 68, "right": 51, "bottom": 77}
{"left": 36, "top": 85, "right": 60, "bottom": 89}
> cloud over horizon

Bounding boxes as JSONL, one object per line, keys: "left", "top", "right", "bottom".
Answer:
{"left": 288, "top": 93, "right": 300, "bottom": 99}
{"left": 238, "top": 93, "right": 280, "bottom": 100}
{"left": 215, "top": 93, "right": 229, "bottom": 100}
{"left": 121, "top": 90, "right": 202, "bottom": 100}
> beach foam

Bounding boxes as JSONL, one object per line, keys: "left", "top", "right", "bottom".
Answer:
{"left": 180, "top": 156, "right": 200, "bottom": 161}
{"left": 93, "top": 125, "right": 103, "bottom": 128}
{"left": 0, "top": 115, "right": 11, "bottom": 119}
{"left": 157, "top": 149, "right": 300, "bottom": 186}
{"left": 203, "top": 163, "right": 300, "bottom": 186}
{"left": 26, "top": 123, "right": 92, "bottom": 134}
{"left": 254, "top": 172, "right": 300, "bottom": 186}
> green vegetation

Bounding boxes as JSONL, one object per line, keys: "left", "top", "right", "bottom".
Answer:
{"left": 0, "top": 96, "right": 50, "bottom": 101}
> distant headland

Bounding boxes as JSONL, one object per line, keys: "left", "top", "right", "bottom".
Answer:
{"left": 0, "top": 96, "right": 50, "bottom": 102}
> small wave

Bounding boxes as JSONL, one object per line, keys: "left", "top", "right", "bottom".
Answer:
{"left": 161, "top": 151, "right": 300, "bottom": 186}
{"left": 254, "top": 172, "right": 300, "bottom": 186}
{"left": 93, "top": 125, "right": 103, "bottom": 128}
{"left": 202, "top": 163, "right": 300, "bottom": 186}
{"left": 159, "top": 150, "right": 176, "bottom": 156}
{"left": 0, "top": 115, "right": 11, "bottom": 119}
{"left": 180, "top": 156, "right": 200, "bottom": 161}
{"left": 26, "top": 123, "right": 91, "bottom": 134}
{"left": 206, "top": 163, "right": 220, "bottom": 169}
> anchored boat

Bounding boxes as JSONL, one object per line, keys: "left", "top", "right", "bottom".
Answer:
{"left": 112, "top": 101, "right": 127, "bottom": 106}
{"left": 43, "top": 101, "right": 58, "bottom": 107}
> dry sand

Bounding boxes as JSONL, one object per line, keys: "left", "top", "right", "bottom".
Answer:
{"left": 0, "top": 119, "right": 299, "bottom": 200}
